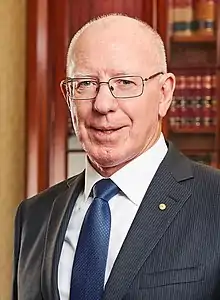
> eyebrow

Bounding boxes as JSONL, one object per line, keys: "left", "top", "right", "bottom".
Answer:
{"left": 72, "top": 70, "right": 140, "bottom": 78}
{"left": 111, "top": 70, "right": 143, "bottom": 77}
{"left": 73, "top": 74, "right": 98, "bottom": 78}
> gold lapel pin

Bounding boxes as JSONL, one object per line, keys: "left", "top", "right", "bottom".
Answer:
{"left": 159, "top": 203, "right": 167, "bottom": 211}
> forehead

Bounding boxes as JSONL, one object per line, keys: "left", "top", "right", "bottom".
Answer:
{"left": 69, "top": 22, "right": 155, "bottom": 76}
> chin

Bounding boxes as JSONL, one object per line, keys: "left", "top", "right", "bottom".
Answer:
{"left": 89, "top": 145, "right": 137, "bottom": 173}
{"left": 88, "top": 146, "right": 122, "bottom": 167}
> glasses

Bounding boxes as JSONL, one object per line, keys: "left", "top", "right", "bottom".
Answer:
{"left": 60, "top": 72, "right": 163, "bottom": 101}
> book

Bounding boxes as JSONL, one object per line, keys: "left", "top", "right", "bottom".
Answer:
{"left": 169, "top": 75, "right": 184, "bottom": 127}
{"left": 194, "top": 0, "right": 216, "bottom": 35}
{"left": 168, "top": 0, "right": 174, "bottom": 36}
{"left": 172, "top": 0, "right": 194, "bottom": 36}
{"left": 202, "top": 74, "right": 212, "bottom": 127}
{"left": 193, "top": 75, "right": 203, "bottom": 127}
{"left": 211, "top": 74, "right": 217, "bottom": 126}
{"left": 185, "top": 75, "right": 196, "bottom": 127}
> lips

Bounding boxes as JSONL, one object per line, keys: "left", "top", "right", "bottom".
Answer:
{"left": 91, "top": 126, "right": 124, "bottom": 132}
{"left": 89, "top": 126, "right": 126, "bottom": 138}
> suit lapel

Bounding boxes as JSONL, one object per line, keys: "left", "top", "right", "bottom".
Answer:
{"left": 103, "top": 143, "right": 193, "bottom": 300}
{"left": 41, "top": 172, "right": 85, "bottom": 300}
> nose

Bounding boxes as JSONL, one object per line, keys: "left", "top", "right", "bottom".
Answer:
{"left": 93, "top": 82, "right": 118, "bottom": 114}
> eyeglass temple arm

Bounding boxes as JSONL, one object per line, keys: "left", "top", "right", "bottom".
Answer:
{"left": 144, "top": 72, "right": 164, "bottom": 81}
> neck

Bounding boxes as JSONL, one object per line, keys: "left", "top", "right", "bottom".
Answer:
{"left": 89, "top": 127, "right": 162, "bottom": 177}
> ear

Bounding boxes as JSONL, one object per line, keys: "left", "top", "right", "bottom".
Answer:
{"left": 158, "top": 73, "right": 175, "bottom": 118}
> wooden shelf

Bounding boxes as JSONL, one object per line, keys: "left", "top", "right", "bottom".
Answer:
{"left": 171, "top": 35, "right": 216, "bottom": 43}
{"left": 170, "top": 127, "right": 216, "bottom": 134}
{"left": 169, "top": 66, "right": 217, "bottom": 72}
{"left": 169, "top": 65, "right": 217, "bottom": 70}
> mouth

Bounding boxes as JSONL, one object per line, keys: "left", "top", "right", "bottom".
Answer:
{"left": 90, "top": 126, "right": 125, "bottom": 135}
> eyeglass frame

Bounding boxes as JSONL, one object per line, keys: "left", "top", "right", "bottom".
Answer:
{"left": 60, "top": 71, "right": 164, "bottom": 101}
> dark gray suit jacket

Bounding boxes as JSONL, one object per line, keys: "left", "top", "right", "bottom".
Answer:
{"left": 13, "top": 142, "right": 220, "bottom": 300}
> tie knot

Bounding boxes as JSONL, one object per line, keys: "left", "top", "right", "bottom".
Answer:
{"left": 93, "top": 179, "right": 119, "bottom": 202}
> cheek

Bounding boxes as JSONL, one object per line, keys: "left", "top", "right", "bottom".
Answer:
{"left": 71, "top": 103, "right": 90, "bottom": 126}
{"left": 125, "top": 97, "right": 159, "bottom": 129}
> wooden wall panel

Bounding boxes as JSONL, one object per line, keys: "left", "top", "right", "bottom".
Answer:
{"left": 69, "top": 0, "right": 91, "bottom": 35}
{"left": 48, "top": 0, "right": 69, "bottom": 186}
{"left": 26, "top": 0, "right": 37, "bottom": 197}
{"left": 142, "top": 0, "right": 154, "bottom": 26}
{"left": 68, "top": 0, "right": 152, "bottom": 36}
{"left": 91, "top": 0, "right": 114, "bottom": 16}
{"left": 26, "top": 0, "right": 50, "bottom": 197}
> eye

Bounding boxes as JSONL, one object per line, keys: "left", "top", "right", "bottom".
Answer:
{"left": 113, "top": 78, "right": 137, "bottom": 90}
{"left": 117, "top": 79, "right": 135, "bottom": 85}
{"left": 76, "top": 80, "right": 98, "bottom": 90}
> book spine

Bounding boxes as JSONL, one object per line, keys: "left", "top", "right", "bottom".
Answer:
{"left": 202, "top": 74, "right": 213, "bottom": 127}
{"left": 179, "top": 75, "right": 189, "bottom": 127}
{"left": 211, "top": 74, "right": 217, "bottom": 126}
{"left": 194, "top": 0, "right": 216, "bottom": 35}
{"left": 173, "top": 0, "right": 194, "bottom": 36}
{"left": 168, "top": 0, "right": 174, "bottom": 37}
{"left": 169, "top": 75, "right": 181, "bottom": 128}
{"left": 186, "top": 75, "right": 196, "bottom": 127}
{"left": 193, "top": 75, "right": 203, "bottom": 127}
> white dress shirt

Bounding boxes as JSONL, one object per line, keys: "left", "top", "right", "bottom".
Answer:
{"left": 58, "top": 134, "right": 168, "bottom": 300}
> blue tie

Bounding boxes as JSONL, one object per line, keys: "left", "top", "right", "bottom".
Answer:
{"left": 70, "top": 178, "right": 120, "bottom": 300}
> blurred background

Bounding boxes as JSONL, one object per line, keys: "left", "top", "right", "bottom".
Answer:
{"left": 0, "top": 0, "right": 219, "bottom": 298}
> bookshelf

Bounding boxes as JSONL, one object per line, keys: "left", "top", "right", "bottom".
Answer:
{"left": 163, "top": 0, "right": 220, "bottom": 168}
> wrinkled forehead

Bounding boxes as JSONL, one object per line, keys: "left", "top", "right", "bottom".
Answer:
{"left": 68, "top": 21, "right": 156, "bottom": 76}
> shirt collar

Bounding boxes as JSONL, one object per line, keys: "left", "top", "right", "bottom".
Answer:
{"left": 84, "top": 160, "right": 103, "bottom": 201}
{"left": 84, "top": 134, "right": 167, "bottom": 204}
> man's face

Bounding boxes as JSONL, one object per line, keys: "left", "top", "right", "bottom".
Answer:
{"left": 68, "top": 22, "right": 174, "bottom": 174}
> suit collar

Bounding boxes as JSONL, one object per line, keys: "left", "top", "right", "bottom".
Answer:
{"left": 164, "top": 140, "right": 193, "bottom": 182}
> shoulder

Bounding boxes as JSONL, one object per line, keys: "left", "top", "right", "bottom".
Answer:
{"left": 166, "top": 141, "right": 220, "bottom": 194}
{"left": 18, "top": 173, "right": 82, "bottom": 218}
{"left": 188, "top": 159, "right": 220, "bottom": 197}
{"left": 191, "top": 160, "right": 220, "bottom": 185}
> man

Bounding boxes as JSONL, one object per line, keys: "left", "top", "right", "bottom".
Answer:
{"left": 13, "top": 14, "right": 220, "bottom": 300}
